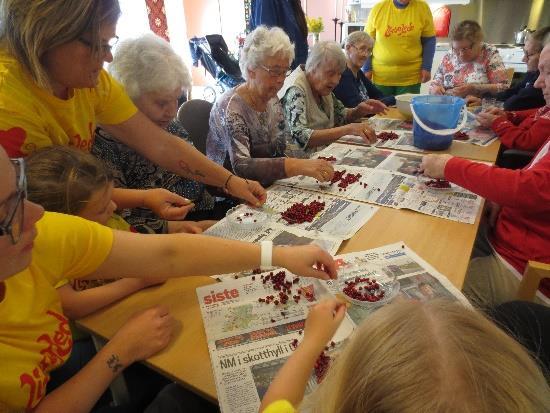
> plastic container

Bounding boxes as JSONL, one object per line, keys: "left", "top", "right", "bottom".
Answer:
{"left": 338, "top": 273, "right": 400, "bottom": 308}
{"left": 411, "top": 95, "right": 467, "bottom": 150}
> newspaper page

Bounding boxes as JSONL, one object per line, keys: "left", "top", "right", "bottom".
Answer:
{"left": 198, "top": 242, "right": 468, "bottom": 412}
{"left": 197, "top": 275, "right": 356, "bottom": 413}
{"left": 278, "top": 149, "right": 482, "bottom": 224}
{"left": 337, "top": 112, "right": 497, "bottom": 148}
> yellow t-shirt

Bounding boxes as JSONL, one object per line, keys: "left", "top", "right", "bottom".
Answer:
{"left": 0, "top": 212, "right": 114, "bottom": 411}
{"left": 366, "top": 0, "right": 435, "bottom": 86}
{"left": 262, "top": 400, "right": 296, "bottom": 413}
{"left": 0, "top": 49, "right": 137, "bottom": 157}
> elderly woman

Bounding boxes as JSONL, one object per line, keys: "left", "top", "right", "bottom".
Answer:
{"left": 92, "top": 34, "right": 216, "bottom": 234}
{"left": 278, "top": 41, "right": 380, "bottom": 153}
{"left": 0, "top": 0, "right": 265, "bottom": 214}
{"left": 334, "top": 31, "right": 395, "bottom": 108}
{"left": 206, "top": 26, "right": 334, "bottom": 187}
{"left": 430, "top": 20, "right": 508, "bottom": 98}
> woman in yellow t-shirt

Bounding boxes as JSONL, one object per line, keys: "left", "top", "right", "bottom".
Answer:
{"left": 0, "top": 146, "right": 337, "bottom": 412}
{"left": 363, "top": 0, "right": 436, "bottom": 95}
{"left": 0, "top": 0, "right": 266, "bottom": 214}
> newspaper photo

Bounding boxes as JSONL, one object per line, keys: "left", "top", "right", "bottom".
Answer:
{"left": 277, "top": 150, "right": 483, "bottom": 224}
{"left": 198, "top": 242, "right": 469, "bottom": 412}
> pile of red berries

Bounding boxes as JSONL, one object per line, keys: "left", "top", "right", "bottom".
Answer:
{"left": 281, "top": 200, "right": 325, "bottom": 224}
{"left": 314, "top": 351, "right": 332, "bottom": 383}
{"left": 376, "top": 131, "right": 399, "bottom": 141}
{"left": 318, "top": 155, "right": 337, "bottom": 162}
{"left": 454, "top": 131, "right": 469, "bottom": 140}
{"left": 329, "top": 169, "right": 362, "bottom": 191}
{"left": 425, "top": 178, "right": 451, "bottom": 189}
{"left": 342, "top": 276, "right": 386, "bottom": 302}
{"left": 257, "top": 271, "right": 315, "bottom": 310}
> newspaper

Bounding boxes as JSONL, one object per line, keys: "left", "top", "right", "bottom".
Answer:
{"left": 337, "top": 113, "right": 497, "bottom": 148}
{"left": 279, "top": 146, "right": 483, "bottom": 224}
{"left": 197, "top": 242, "right": 468, "bottom": 413}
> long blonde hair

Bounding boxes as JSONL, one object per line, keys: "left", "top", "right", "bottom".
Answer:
{"left": 0, "top": 0, "right": 120, "bottom": 89}
{"left": 303, "top": 299, "right": 550, "bottom": 412}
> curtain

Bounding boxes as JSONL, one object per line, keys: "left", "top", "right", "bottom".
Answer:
{"left": 145, "top": 0, "right": 170, "bottom": 41}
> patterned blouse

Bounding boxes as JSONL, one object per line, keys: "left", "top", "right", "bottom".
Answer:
{"left": 432, "top": 43, "right": 508, "bottom": 90}
{"left": 92, "top": 120, "right": 214, "bottom": 234}
{"left": 281, "top": 87, "right": 347, "bottom": 151}
{"left": 206, "top": 87, "right": 288, "bottom": 186}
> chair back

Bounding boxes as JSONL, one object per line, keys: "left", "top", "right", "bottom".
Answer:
{"left": 505, "top": 67, "right": 515, "bottom": 85}
{"left": 517, "top": 260, "right": 550, "bottom": 302}
{"left": 177, "top": 99, "right": 213, "bottom": 155}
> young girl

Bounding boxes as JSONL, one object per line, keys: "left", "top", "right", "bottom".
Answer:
{"left": 260, "top": 298, "right": 550, "bottom": 412}
{"left": 25, "top": 146, "right": 214, "bottom": 319}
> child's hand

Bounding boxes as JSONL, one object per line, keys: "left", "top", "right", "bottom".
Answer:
{"left": 143, "top": 188, "right": 194, "bottom": 220}
{"left": 111, "top": 305, "right": 175, "bottom": 363}
{"left": 273, "top": 244, "right": 337, "bottom": 280}
{"left": 302, "top": 299, "right": 347, "bottom": 351}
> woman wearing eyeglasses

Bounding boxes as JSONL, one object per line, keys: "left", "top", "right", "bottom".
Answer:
{"left": 430, "top": 20, "right": 508, "bottom": 97}
{"left": 0, "top": 146, "right": 337, "bottom": 412}
{"left": 0, "top": 0, "right": 266, "bottom": 214}
{"left": 206, "top": 26, "right": 335, "bottom": 187}
{"left": 334, "top": 31, "right": 395, "bottom": 109}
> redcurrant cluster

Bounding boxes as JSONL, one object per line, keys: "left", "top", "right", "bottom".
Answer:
{"left": 425, "top": 178, "right": 451, "bottom": 188}
{"left": 329, "top": 169, "right": 362, "bottom": 191}
{"left": 257, "top": 271, "right": 314, "bottom": 311}
{"left": 281, "top": 201, "right": 325, "bottom": 224}
{"left": 376, "top": 131, "right": 399, "bottom": 141}
{"left": 454, "top": 131, "right": 469, "bottom": 140}
{"left": 342, "top": 276, "right": 386, "bottom": 302}
{"left": 317, "top": 155, "right": 337, "bottom": 162}
{"left": 314, "top": 351, "right": 332, "bottom": 383}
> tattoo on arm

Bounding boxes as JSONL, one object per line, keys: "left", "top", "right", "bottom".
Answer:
{"left": 178, "top": 160, "right": 206, "bottom": 178}
{"left": 106, "top": 354, "right": 124, "bottom": 374}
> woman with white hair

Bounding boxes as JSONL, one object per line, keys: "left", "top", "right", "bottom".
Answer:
{"left": 206, "top": 26, "right": 334, "bottom": 187}
{"left": 334, "top": 31, "right": 395, "bottom": 108}
{"left": 93, "top": 34, "right": 216, "bottom": 234}
{"left": 279, "top": 41, "right": 383, "bottom": 153}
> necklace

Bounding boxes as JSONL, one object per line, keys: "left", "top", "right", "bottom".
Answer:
{"left": 238, "top": 84, "right": 267, "bottom": 112}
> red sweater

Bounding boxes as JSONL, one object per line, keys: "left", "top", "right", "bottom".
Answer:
{"left": 445, "top": 106, "right": 550, "bottom": 295}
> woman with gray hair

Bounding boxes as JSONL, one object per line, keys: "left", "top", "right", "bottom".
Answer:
{"left": 334, "top": 31, "right": 395, "bottom": 108}
{"left": 92, "top": 33, "right": 216, "bottom": 234}
{"left": 206, "top": 26, "right": 334, "bottom": 186}
{"left": 279, "top": 41, "right": 382, "bottom": 152}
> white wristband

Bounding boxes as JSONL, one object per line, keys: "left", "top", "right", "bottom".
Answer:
{"left": 260, "top": 241, "right": 273, "bottom": 270}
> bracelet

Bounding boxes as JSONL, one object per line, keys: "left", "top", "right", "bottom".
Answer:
{"left": 223, "top": 174, "right": 234, "bottom": 191}
{"left": 260, "top": 240, "right": 273, "bottom": 270}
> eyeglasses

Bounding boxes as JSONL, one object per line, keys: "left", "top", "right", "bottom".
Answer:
{"left": 452, "top": 43, "right": 475, "bottom": 54}
{"left": 523, "top": 49, "right": 539, "bottom": 59}
{"left": 351, "top": 44, "right": 372, "bottom": 55}
{"left": 78, "top": 36, "right": 119, "bottom": 55}
{"left": 259, "top": 65, "right": 292, "bottom": 78}
{"left": 0, "top": 158, "right": 26, "bottom": 245}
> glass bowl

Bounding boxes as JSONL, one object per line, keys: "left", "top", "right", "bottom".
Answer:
{"left": 338, "top": 273, "right": 400, "bottom": 307}
{"left": 226, "top": 206, "right": 270, "bottom": 230}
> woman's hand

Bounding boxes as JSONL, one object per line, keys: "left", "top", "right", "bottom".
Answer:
{"left": 476, "top": 111, "right": 504, "bottom": 128}
{"left": 273, "top": 244, "right": 337, "bottom": 280}
{"left": 354, "top": 99, "right": 388, "bottom": 116}
{"left": 447, "top": 84, "right": 476, "bottom": 97}
{"left": 429, "top": 83, "right": 445, "bottom": 95}
{"left": 345, "top": 122, "right": 377, "bottom": 145}
{"left": 302, "top": 299, "right": 347, "bottom": 352}
{"left": 420, "top": 69, "right": 431, "bottom": 83}
{"left": 288, "top": 159, "right": 334, "bottom": 182}
{"left": 420, "top": 154, "right": 453, "bottom": 179}
{"left": 110, "top": 305, "right": 175, "bottom": 364}
{"left": 226, "top": 175, "right": 267, "bottom": 207}
{"left": 142, "top": 188, "right": 194, "bottom": 220}
{"left": 465, "top": 95, "right": 481, "bottom": 106}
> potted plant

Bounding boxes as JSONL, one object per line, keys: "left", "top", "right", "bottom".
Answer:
{"left": 306, "top": 16, "right": 324, "bottom": 45}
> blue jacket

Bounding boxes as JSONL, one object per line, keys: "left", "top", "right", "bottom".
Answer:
{"left": 495, "top": 71, "right": 545, "bottom": 111}
{"left": 334, "top": 67, "right": 396, "bottom": 108}
{"left": 250, "top": 0, "right": 308, "bottom": 68}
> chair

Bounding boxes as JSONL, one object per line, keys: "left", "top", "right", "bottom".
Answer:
{"left": 505, "top": 67, "right": 515, "bottom": 85}
{"left": 177, "top": 99, "right": 213, "bottom": 155}
{"left": 516, "top": 261, "right": 550, "bottom": 301}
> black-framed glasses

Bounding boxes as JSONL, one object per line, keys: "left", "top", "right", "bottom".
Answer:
{"left": 259, "top": 65, "right": 292, "bottom": 78}
{"left": 523, "top": 49, "right": 539, "bottom": 59}
{"left": 452, "top": 42, "right": 475, "bottom": 54}
{"left": 0, "top": 158, "right": 26, "bottom": 245}
{"left": 351, "top": 44, "right": 372, "bottom": 55}
{"left": 78, "top": 36, "right": 119, "bottom": 55}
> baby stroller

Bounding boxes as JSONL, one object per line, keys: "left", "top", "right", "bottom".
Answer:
{"left": 189, "top": 34, "right": 245, "bottom": 103}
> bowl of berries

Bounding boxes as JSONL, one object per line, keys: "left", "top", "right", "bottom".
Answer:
{"left": 338, "top": 273, "right": 400, "bottom": 307}
{"left": 226, "top": 206, "right": 270, "bottom": 230}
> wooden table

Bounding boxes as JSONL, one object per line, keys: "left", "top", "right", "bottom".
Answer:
{"left": 367, "top": 107, "right": 501, "bottom": 163}
{"left": 77, "top": 109, "right": 495, "bottom": 404}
